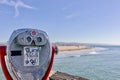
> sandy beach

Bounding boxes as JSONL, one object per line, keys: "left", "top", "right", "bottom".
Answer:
{"left": 57, "top": 45, "right": 91, "bottom": 53}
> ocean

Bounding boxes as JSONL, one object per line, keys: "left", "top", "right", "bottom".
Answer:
{"left": 0, "top": 45, "right": 120, "bottom": 80}
{"left": 53, "top": 45, "right": 120, "bottom": 80}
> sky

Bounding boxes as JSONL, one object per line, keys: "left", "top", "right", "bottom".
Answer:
{"left": 0, "top": 0, "right": 120, "bottom": 45}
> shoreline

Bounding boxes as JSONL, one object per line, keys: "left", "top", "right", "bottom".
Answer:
{"left": 57, "top": 45, "right": 92, "bottom": 53}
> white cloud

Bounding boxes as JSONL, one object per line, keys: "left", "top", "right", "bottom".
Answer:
{"left": 0, "top": 0, "right": 35, "bottom": 17}
{"left": 66, "top": 13, "right": 81, "bottom": 19}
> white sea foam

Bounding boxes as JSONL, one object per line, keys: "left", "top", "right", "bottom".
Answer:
{"left": 89, "top": 47, "right": 108, "bottom": 55}
{"left": 94, "top": 47, "right": 108, "bottom": 51}
{"left": 89, "top": 51, "right": 98, "bottom": 54}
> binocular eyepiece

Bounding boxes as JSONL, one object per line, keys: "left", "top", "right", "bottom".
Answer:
{"left": 17, "top": 30, "right": 47, "bottom": 46}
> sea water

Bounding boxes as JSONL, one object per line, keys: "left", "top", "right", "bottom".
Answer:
{"left": 0, "top": 45, "right": 120, "bottom": 80}
{"left": 53, "top": 45, "right": 120, "bottom": 80}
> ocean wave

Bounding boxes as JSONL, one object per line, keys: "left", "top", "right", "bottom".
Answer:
{"left": 93, "top": 47, "right": 108, "bottom": 52}
{"left": 89, "top": 51, "right": 98, "bottom": 54}
{"left": 88, "top": 47, "right": 109, "bottom": 55}
{"left": 67, "top": 55, "right": 81, "bottom": 58}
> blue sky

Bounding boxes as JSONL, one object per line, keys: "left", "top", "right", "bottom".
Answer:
{"left": 0, "top": 0, "right": 120, "bottom": 45}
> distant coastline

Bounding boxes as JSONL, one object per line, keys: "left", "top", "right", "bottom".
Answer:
{"left": 53, "top": 42, "right": 92, "bottom": 53}
{"left": 57, "top": 45, "right": 91, "bottom": 53}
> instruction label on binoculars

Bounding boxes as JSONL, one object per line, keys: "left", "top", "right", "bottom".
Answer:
{"left": 24, "top": 47, "right": 41, "bottom": 66}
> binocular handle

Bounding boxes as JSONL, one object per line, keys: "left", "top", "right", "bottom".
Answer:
{"left": 0, "top": 46, "right": 12, "bottom": 80}
{"left": 0, "top": 46, "right": 57, "bottom": 80}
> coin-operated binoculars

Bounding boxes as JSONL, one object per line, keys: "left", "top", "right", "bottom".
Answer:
{"left": 0, "top": 29, "right": 57, "bottom": 80}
